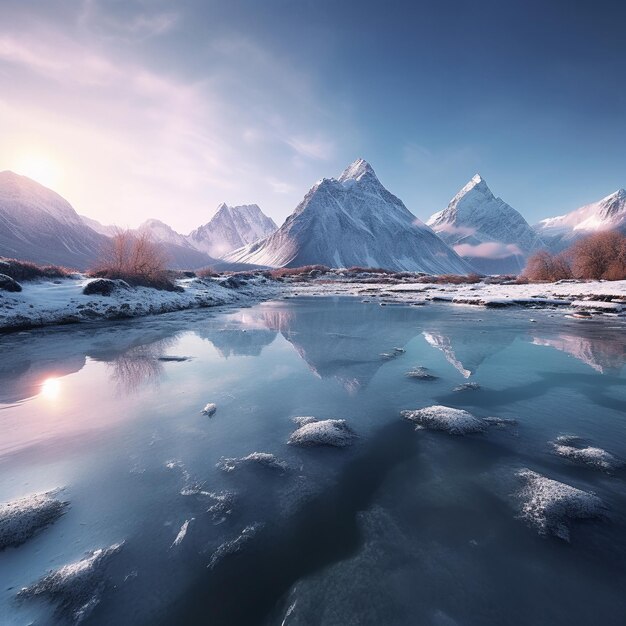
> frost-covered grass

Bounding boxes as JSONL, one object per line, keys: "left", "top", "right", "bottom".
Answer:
{"left": 0, "top": 490, "right": 68, "bottom": 550}
{"left": 516, "top": 469, "right": 605, "bottom": 541}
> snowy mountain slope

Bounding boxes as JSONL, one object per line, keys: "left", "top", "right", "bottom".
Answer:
{"left": 427, "top": 174, "right": 544, "bottom": 274}
{"left": 225, "top": 159, "right": 473, "bottom": 274}
{"left": 0, "top": 171, "right": 108, "bottom": 269}
{"left": 534, "top": 189, "right": 626, "bottom": 251}
{"left": 188, "top": 203, "right": 277, "bottom": 258}
{"left": 80, "top": 214, "right": 118, "bottom": 237}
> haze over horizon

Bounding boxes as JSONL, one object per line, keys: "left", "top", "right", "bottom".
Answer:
{"left": 1, "top": 0, "right": 624, "bottom": 233}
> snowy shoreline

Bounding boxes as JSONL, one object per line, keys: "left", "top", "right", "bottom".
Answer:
{"left": 2, "top": 273, "right": 626, "bottom": 333}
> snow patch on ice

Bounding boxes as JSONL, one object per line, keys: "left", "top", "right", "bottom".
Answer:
{"left": 171, "top": 519, "right": 193, "bottom": 548}
{"left": 405, "top": 366, "right": 438, "bottom": 380}
{"left": 401, "top": 405, "right": 487, "bottom": 434}
{"left": 0, "top": 490, "right": 68, "bottom": 550}
{"left": 288, "top": 418, "right": 357, "bottom": 448}
{"left": 202, "top": 403, "right": 217, "bottom": 417}
{"left": 516, "top": 469, "right": 605, "bottom": 541}
{"left": 18, "top": 542, "right": 124, "bottom": 623}
{"left": 217, "top": 452, "right": 289, "bottom": 473}
{"left": 208, "top": 522, "right": 263, "bottom": 569}
{"left": 453, "top": 382, "right": 481, "bottom": 392}
{"left": 552, "top": 436, "right": 622, "bottom": 472}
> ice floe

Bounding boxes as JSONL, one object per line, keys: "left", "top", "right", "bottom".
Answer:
{"left": 0, "top": 490, "right": 68, "bottom": 550}
{"left": 552, "top": 436, "right": 622, "bottom": 472}
{"left": 217, "top": 452, "right": 289, "bottom": 473}
{"left": 516, "top": 469, "right": 605, "bottom": 541}
{"left": 18, "top": 542, "right": 124, "bottom": 623}
{"left": 288, "top": 418, "right": 357, "bottom": 447}
{"left": 208, "top": 522, "right": 263, "bottom": 569}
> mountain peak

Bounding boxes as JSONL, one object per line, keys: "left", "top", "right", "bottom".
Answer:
{"left": 338, "top": 158, "right": 376, "bottom": 183}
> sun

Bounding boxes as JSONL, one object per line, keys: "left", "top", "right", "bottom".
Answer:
{"left": 14, "top": 153, "right": 61, "bottom": 189}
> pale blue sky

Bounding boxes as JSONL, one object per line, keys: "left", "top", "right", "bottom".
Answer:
{"left": 0, "top": 0, "right": 624, "bottom": 231}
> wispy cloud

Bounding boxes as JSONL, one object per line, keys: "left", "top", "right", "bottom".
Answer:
{"left": 285, "top": 135, "right": 335, "bottom": 161}
{"left": 454, "top": 242, "right": 523, "bottom": 259}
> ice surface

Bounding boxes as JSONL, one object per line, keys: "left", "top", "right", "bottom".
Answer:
{"left": 288, "top": 418, "right": 357, "bottom": 447}
{"left": 516, "top": 469, "right": 605, "bottom": 541}
{"left": 217, "top": 452, "right": 289, "bottom": 473}
{"left": 208, "top": 522, "right": 263, "bottom": 569}
{"left": 401, "top": 406, "right": 487, "bottom": 435}
{"left": 0, "top": 490, "right": 68, "bottom": 550}
{"left": 18, "top": 542, "right": 124, "bottom": 623}
{"left": 552, "top": 436, "right": 622, "bottom": 472}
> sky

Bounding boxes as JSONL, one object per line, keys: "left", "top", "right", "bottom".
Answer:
{"left": 0, "top": 0, "right": 624, "bottom": 233}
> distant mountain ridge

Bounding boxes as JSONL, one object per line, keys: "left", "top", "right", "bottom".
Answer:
{"left": 427, "top": 174, "right": 544, "bottom": 274}
{"left": 534, "top": 189, "right": 626, "bottom": 252}
{"left": 226, "top": 159, "right": 474, "bottom": 274}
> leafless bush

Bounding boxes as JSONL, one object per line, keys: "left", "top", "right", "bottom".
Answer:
{"left": 0, "top": 257, "right": 74, "bottom": 281}
{"left": 268, "top": 265, "right": 331, "bottom": 279}
{"left": 197, "top": 266, "right": 218, "bottom": 278}
{"left": 524, "top": 250, "right": 573, "bottom": 282}
{"left": 435, "top": 273, "right": 482, "bottom": 284}
{"left": 569, "top": 231, "right": 626, "bottom": 280}
{"left": 89, "top": 230, "right": 176, "bottom": 290}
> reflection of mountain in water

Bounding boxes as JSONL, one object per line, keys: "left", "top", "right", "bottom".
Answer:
{"left": 422, "top": 327, "right": 515, "bottom": 378}
{"left": 532, "top": 330, "right": 626, "bottom": 374}
{"left": 247, "top": 300, "right": 424, "bottom": 391}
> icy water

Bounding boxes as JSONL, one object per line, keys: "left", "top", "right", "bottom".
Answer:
{"left": 2, "top": 297, "right": 626, "bottom": 626}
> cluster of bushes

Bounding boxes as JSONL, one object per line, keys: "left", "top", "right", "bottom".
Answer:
{"left": 525, "top": 231, "right": 626, "bottom": 282}
{"left": 268, "top": 265, "right": 331, "bottom": 279}
{"left": 0, "top": 257, "right": 73, "bottom": 281}
{"left": 88, "top": 231, "right": 179, "bottom": 291}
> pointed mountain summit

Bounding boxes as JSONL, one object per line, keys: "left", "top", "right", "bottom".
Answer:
{"left": 535, "top": 188, "right": 626, "bottom": 251}
{"left": 225, "top": 159, "right": 473, "bottom": 274}
{"left": 427, "top": 174, "right": 544, "bottom": 274}
{"left": 188, "top": 203, "right": 277, "bottom": 258}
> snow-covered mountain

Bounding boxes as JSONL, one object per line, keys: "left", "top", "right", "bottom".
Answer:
{"left": 534, "top": 189, "right": 626, "bottom": 251}
{"left": 188, "top": 203, "right": 277, "bottom": 258}
{"left": 427, "top": 174, "right": 544, "bottom": 274}
{"left": 226, "top": 159, "right": 473, "bottom": 274}
{"left": 0, "top": 171, "right": 108, "bottom": 269}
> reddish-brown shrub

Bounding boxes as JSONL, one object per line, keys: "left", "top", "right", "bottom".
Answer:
{"left": 569, "top": 231, "right": 626, "bottom": 280}
{"left": 0, "top": 257, "right": 73, "bottom": 281}
{"left": 197, "top": 266, "right": 218, "bottom": 278}
{"left": 89, "top": 230, "right": 175, "bottom": 290}
{"left": 524, "top": 250, "right": 573, "bottom": 282}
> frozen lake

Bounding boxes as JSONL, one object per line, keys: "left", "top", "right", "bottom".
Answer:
{"left": 1, "top": 297, "right": 626, "bottom": 625}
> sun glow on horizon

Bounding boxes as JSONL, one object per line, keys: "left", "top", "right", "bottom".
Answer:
{"left": 14, "top": 152, "right": 62, "bottom": 189}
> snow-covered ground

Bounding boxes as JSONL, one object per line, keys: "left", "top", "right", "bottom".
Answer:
{"left": 0, "top": 275, "right": 281, "bottom": 332}
{"left": 287, "top": 277, "right": 626, "bottom": 311}
{"left": 3, "top": 272, "right": 626, "bottom": 333}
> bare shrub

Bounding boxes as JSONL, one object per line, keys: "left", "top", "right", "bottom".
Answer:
{"left": 569, "top": 231, "right": 626, "bottom": 280}
{"left": 0, "top": 257, "right": 73, "bottom": 281}
{"left": 524, "top": 250, "right": 573, "bottom": 282}
{"left": 197, "top": 266, "right": 218, "bottom": 278}
{"left": 268, "top": 265, "right": 331, "bottom": 279}
{"left": 435, "top": 273, "right": 482, "bottom": 285}
{"left": 89, "top": 230, "right": 176, "bottom": 290}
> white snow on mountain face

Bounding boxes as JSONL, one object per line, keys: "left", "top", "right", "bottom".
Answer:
{"left": 225, "top": 159, "right": 473, "bottom": 274}
{"left": 80, "top": 215, "right": 118, "bottom": 237}
{"left": 534, "top": 189, "right": 626, "bottom": 251}
{"left": 0, "top": 171, "right": 108, "bottom": 269}
{"left": 427, "top": 174, "right": 545, "bottom": 274}
{"left": 137, "top": 218, "right": 196, "bottom": 249}
{"left": 188, "top": 203, "right": 277, "bottom": 258}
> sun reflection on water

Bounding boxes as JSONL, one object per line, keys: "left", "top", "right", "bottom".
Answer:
{"left": 40, "top": 377, "right": 61, "bottom": 400}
